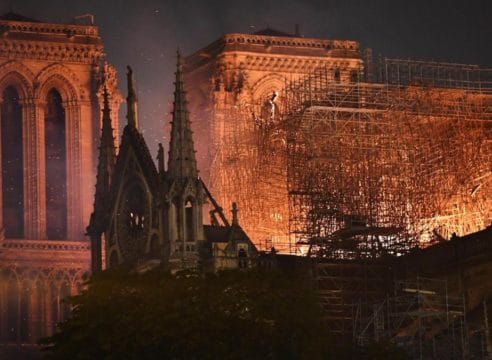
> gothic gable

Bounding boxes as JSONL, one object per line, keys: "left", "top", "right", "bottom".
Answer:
{"left": 109, "top": 125, "right": 158, "bottom": 208}
{"left": 106, "top": 125, "right": 159, "bottom": 265}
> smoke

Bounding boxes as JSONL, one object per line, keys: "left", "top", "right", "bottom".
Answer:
{"left": 4, "top": 0, "right": 491, "bottom": 153}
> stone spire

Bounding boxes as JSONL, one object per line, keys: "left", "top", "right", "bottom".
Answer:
{"left": 167, "top": 50, "right": 198, "bottom": 179}
{"left": 126, "top": 65, "right": 138, "bottom": 128}
{"left": 87, "top": 85, "right": 116, "bottom": 273}
{"left": 96, "top": 85, "right": 116, "bottom": 192}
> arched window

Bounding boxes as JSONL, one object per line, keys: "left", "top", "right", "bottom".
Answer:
{"left": 45, "top": 89, "right": 67, "bottom": 240}
{"left": 116, "top": 183, "right": 150, "bottom": 262}
{"left": 334, "top": 68, "right": 341, "bottom": 83}
{"left": 185, "top": 199, "right": 194, "bottom": 242}
{"left": 350, "top": 70, "right": 358, "bottom": 83}
{"left": 1, "top": 86, "right": 24, "bottom": 238}
{"left": 60, "top": 281, "right": 71, "bottom": 322}
{"left": 49, "top": 275, "right": 71, "bottom": 332}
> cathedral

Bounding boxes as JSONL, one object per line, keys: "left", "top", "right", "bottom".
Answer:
{"left": 87, "top": 55, "right": 257, "bottom": 273}
{"left": 0, "top": 13, "right": 257, "bottom": 351}
{"left": 1, "top": 9, "right": 490, "bottom": 359}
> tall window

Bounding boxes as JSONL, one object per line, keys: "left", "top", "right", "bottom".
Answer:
{"left": 334, "top": 68, "right": 341, "bottom": 83}
{"left": 45, "top": 89, "right": 67, "bottom": 240}
{"left": 185, "top": 199, "right": 194, "bottom": 242}
{"left": 1, "top": 86, "right": 24, "bottom": 238}
{"left": 350, "top": 70, "right": 359, "bottom": 83}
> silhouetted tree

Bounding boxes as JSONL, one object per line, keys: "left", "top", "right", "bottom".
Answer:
{"left": 41, "top": 267, "right": 331, "bottom": 359}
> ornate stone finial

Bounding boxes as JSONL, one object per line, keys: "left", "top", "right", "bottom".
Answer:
{"left": 126, "top": 65, "right": 138, "bottom": 128}
{"left": 231, "top": 202, "right": 239, "bottom": 226}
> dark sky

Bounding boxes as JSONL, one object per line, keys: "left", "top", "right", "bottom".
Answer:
{"left": 2, "top": 0, "right": 491, "bottom": 150}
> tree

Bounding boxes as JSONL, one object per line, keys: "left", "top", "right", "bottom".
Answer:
{"left": 41, "top": 267, "right": 331, "bottom": 359}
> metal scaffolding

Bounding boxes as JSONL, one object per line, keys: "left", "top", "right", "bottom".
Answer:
{"left": 315, "top": 260, "right": 391, "bottom": 340}
{"left": 353, "top": 277, "right": 468, "bottom": 359}
{"left": 279, "top": 65, "right": 492, "bottom": 258}
{"left": 210, "top": 58, "right": 491, "bottom": 256}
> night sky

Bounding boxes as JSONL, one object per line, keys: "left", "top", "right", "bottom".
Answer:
{"left": 2, "top": 0, "right": 491, "bottom": 150}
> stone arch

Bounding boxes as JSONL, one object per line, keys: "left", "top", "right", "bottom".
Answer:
{"left": 25, "top": 269, "right": 43, "bottom": 284}
{"left": 0, "top": 268, "right": 21, "bottom": 342}
{"left": 250, "top": 74, "right": 286, "bottom": 126}
{"left": 46, "top": 270, "right": 71, "bottom": 331}
{"left": 0, "top": 60, "right": 35, "bottom": 100}
{"left": 36, "top": 74, "right": 79, "bottom": 104}
{"left": 2, "top": 267, "right": 21, "bottom": 282}
{"left": 118, "top": 174, "right": 152, "bottom": 223}
{"left": 35, "top": 63, "right": 81, "bottom": 102}
{"left": 250, "top": 73, "right": 286, "bottom": 102}
{"left": 71, "top": 269, "right": 87, "bottom": 295}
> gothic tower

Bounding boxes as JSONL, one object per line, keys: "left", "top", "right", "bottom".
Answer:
{"left": 0, "top": 12, "right": 120, "bottom": 345}
{"left": 164, "top": 51, "right": 205, "bottom": 268}
{"left": 184, "top": 29, "right": 363, "bottom": 251}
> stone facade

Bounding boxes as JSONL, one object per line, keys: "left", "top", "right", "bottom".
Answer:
{"left": 0, "top": 13, "right": 120, "bottom": 344}
{"left": 184, "top": 29, "right": 363, "bottom": 250}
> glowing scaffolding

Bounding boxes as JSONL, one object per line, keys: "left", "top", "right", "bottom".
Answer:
{"left": 277, "top": 63, "right": 492, "bottom": 258}
{"left": 213, "top": 58, "right": 491, "bottom": 256}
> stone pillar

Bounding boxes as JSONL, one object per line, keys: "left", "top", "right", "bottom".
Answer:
{"left": 29, "top": 99, "right": 47, "bottom": 239}
{"left": 64, "top": 100, "right": 82, "bottom": 240}
{"left": 79, "top": 100, "right": 96, "bottom": 239}
{"left": 44, "top": 282, "right": 52, "bottom": 336}
{"left": 23, "top": 98, "right": 44, "bottom": 239}
{"left": 28, "top": 280, "right": 38, "bottom": 343}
